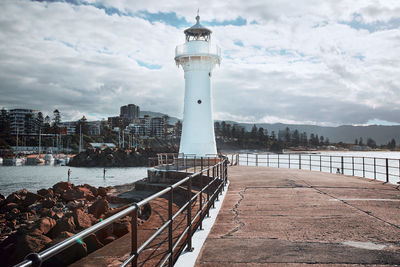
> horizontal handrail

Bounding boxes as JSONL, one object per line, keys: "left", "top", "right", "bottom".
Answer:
{"left": 16, "top": 156, "right": 229, "bottom": 267}
{"left": 237, "top": 153, "right": 400, "bottom": 184}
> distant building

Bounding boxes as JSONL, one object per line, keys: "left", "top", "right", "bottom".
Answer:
{"left": 58, "top": 121, "right": 76, "bottom": 135}
{"left": 9, "top": 109, "right": 38, "bottom": 135}
{"left": 150, "top": 117, "right": 164, "bottom": 138}
{"left": 120, "top": 104, "right": 140, "bottom": 122}
{"left": 108, "top": 116, "right": 130, "bottom": 129}
{"left": 87, "top": 121, "right": 101, "bottom": 135}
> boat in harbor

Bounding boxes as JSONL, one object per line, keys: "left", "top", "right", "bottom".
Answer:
{"left": 44, "top": 153, "right": 54, "bottom": 164}
{"left": 3, "top": 157, "right": 24, "bottom": 166}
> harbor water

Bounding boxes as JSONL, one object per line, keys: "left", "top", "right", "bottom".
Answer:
{"left": 0, "top": 165, "right": 148, "bottom": 197}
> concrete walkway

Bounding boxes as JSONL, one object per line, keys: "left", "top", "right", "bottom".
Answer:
{"left": 195, "top": 166, "right": 400, "bottom": 266}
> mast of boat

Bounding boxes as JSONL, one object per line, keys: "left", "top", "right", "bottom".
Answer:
{"left": 79, "top": 124, "right": 82, "bottom": 153}
{"left": 38, "top": 128, "right": 41, "bottom": 157}
{"left": 122, "top": 130, "right": 125, "bottom": 148}
{"left": 16, "top": 127, "right": 19, "bottom": 152}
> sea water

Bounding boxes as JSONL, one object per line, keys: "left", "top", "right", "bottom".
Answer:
{"left": 0, "top": 165, "right": 148, "bottom": 197}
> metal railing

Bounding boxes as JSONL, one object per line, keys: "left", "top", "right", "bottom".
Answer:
{"left": 238, "top": 153, "right": 400, "bottom": 184}
{"left": 16, "top": 157, "right": 229, "bottom": 267}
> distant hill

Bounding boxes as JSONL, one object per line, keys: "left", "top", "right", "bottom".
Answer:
{"left": 141, "top": 110, "right": 399, "bottom": 145}
{"left": 236, "top": 123, "right": 400, "bottom": 145}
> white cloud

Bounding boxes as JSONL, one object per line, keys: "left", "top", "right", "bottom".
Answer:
{"left": 0, "top": 0, "right": 399, "bottom": 126}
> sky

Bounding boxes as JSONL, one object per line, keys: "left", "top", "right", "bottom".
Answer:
{"left": 0, "top": 0, "right": 399, "bottom": 126}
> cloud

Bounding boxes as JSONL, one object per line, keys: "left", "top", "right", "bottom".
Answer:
{"left": 0, "top": 0, "right": 399, "bottom": 126}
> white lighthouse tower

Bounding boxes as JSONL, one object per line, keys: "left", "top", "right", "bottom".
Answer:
{"left": 175, "top": 13, "right": 221, "bottom": 157}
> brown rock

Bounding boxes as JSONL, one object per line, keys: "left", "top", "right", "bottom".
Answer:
{"left": 49, "top": 216, "right": 76, "bottom": 238}
{"left": 22, "top": 192, "right": 43, "bottom": 207}
{"left": 103, "top": 204, "right": 130, "bottom": 219}
{"left": 37, "top": 188, "right": 54, "bottom": 197}
{"left": 35, "top": 217, "right": 56, "bottom": 235}
{"left": 52, "top": 181, "right": 72, "bottom": 194}
{"left": 83, "top": 233, "right": 103, "bottom": 253}
{"left": 102, "top": 234, "right": 117, "bottom": 245}
{"left": 0, "top": 232, "right": 52, "bottom": 266}
{"left": 44, "top": 231, "right": 87, "bottom": 266}
{"left": 73, "top": 208, "right": 92, "bottom": 229}
{"left": 62, "top": 189, "right": 84, "bottom": 202}
{"left": 83, "top": 184, "right": 98, "bottom": 197}
{"left": 6, "top": 193, "right": 21, "bottom": 204}
{"left": 41, "top": 198, "right": 56, "bottom": 209}
{"left": 112, "top": 217, "right": 130, "bottom": 237}
{"left": 1, "top": 202, "right": 18, "bottom": 213}
{"left": 88, "top": 198, "right": 109, "bottom": 218}
{"left": 76, "top": 186, "right": 95, "bottom": 201}
{"left": 95, "top": 224, "right": 113, "bottom": 244}
{"left": 97, "top": 187, "right": 108, "bottom": 197}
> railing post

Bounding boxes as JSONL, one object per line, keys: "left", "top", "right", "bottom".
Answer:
{"left": 362, "top": 157, "right": 365, "bottom": 178}
{"left": 278, "top": 154, "right": 280, "bottom": 168}
{"left": 212, "top": 167, "right": 215, "bottom": 208}
{"left": 256, "top": 154, "right": 258, "bottom": 166}
{"left": 374, "top": 158, "right": 376, "bottom": 180}
{"left": 199, "top": 158, "right": 203, "bottom": 230}
{"left": 194, "top": 156, "right": 196, "bottom": 173}
{"left": 247, "top": 153, "right": 249, "bottom": 166}
{"left": 131, "top": 207, "right": 138, "bottom": 267}
{"left": 341, "top": 156, "right": 344, "bottom": 174}
{"left": 237, "top": 154, "right": 239, "bottom": 165}
{"left": 206, "top": 168, "right": 210, "bottom": 217}
{"left": 186, "top": 176, "right": 193, "bottom": 252}
{"left": 319, "top": 155, "right": 322, "bottom": 172}
{"left": 289, "top": 154, "right": 291, "bottom": 169}
{"left": 309, "top": 155, "right": 311, "bottom": 170}
{"left": 231, "top": 154, "right": 233, "bottom": 166}
{"left": 330, "top": 156, "right": 332, "bottom": 173}
{"left": 352, "top": 157, "right": 354, "bottom": 176}
{"left": 168, "top": 188, "right": 173, "bottom": 267}
{"left": 299, "top": 154, "right": 301, "bottom": 169}
{"left": 386, "top": 158, "right": 389, "bottom": 183}
{"left": 267, "top": 153, "right": 269, "bottom": 167}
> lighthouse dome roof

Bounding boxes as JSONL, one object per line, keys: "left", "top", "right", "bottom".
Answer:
{"left": 184, "top": 14, "right": 211, "bottom": 41}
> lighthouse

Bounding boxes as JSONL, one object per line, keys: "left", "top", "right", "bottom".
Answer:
{"left": 175, "top": 13, "right": 221, "bottom": 157}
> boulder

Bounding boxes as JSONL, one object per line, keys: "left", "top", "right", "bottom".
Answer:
{"left": 97, "top": 187, "right": 108, "bottom": 197}
{"left": 21, "top": 192, "right": 43, "bottom": 207}
{"left": 61, "top": 189, "right": 84, "bottom": 202}
{"left": 52, "top": 181, "right": 72, "bottom": 194}
{"left": 112, "top": 217, "right": 130, "bottom": 237}
{"left": 102, "top": 234, "right": 117, "bottom": 245}
{"left": 0, "top": 193, "right": 5, "bottom": 200}
{"left": 104, "top": 204, "right": 130, "bottom": 219}
{"left": 83, "top": 233, "right": 103, "bottom": 254}
{"left": 0, "top": 231, "right": 52, "bottom": 267}
{"left": 95, "top": 224, "right": 113, "bottom": 244}
{"left": 6, "top": 193, "right": 22, "bottom": 205}
{"left": 72, "top": 208, "right": 92, "bottom": 229}
{"left": 37, "top": 188, "right": 54, "bottom": 198}
{"left": 49, "top": 216, "right": 76, "bottom": 238}
{"left": 35, "top": 217, "right": 56, "bottom": 235}
{"left": 41, "top": 198, "right": 56, "bottom": 209}
{"left": 42, "top": 231, "right": 87, "bottom": 267}
{"left": 1, "top": 202, "right": 19, "bottom": 213}
{"left": 88, "top": 198, "right": 109, "bottom": 218}
{"left": 82, "top": 184, "right": 98, "bottom": 197}
{"left": 76, "top": 186, "right": 95, "bottom": 201}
